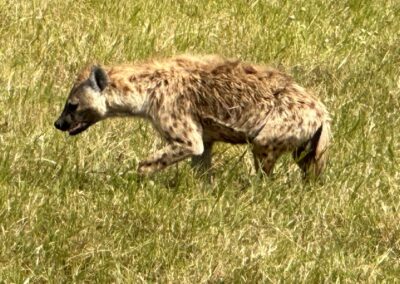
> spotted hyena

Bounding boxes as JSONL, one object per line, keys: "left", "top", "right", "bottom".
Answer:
{"left": 54, "top": 55, "right": 331, "bottom": 178}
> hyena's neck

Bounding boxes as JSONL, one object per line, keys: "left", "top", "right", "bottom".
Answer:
{"left": 104, "top": 88, "right": 150, "bottom": 118}
{"left": 103, "top": 67, "right": 152, "bottom": 118}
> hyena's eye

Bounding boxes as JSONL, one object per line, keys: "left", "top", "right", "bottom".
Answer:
{"left": 67, "top": 102, "right": 78, "bottom": 112}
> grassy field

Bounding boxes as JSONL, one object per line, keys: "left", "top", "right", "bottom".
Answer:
{"left": 0, "top": 0, "right": 399, "bottom": 282}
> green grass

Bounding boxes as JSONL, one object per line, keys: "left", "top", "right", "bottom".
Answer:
{"left": 0, "top": 0, "right": 399, "bottom": 282}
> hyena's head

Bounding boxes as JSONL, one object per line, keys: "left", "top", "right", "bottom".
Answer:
{"left": 54, "top": 66, "right": 109, "bottom": 136}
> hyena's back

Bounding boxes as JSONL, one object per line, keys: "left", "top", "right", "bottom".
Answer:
{"left": 171, "top": 59, "right": 293, "bottom": 142}
{"left": 174, "top": 58, "right": 329, "bottom": 145}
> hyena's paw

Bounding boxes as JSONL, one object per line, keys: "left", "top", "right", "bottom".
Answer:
{"left": 137, "top": 160, "right": 158, "bottom": 176}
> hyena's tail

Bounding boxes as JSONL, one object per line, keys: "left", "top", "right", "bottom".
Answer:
{"left": 293, "top": 119, "right": 331, "bottom": 178}
{"left": 314, "top": 120, "right": 331, "bottom": 176}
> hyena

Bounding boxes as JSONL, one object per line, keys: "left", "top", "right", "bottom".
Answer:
{"left": 54, "top": 55, "right": 331, "bottom": 177}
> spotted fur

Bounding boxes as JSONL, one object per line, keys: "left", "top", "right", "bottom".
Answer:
{"left": 55, "top": 55, "right": 331, "bottom": 178}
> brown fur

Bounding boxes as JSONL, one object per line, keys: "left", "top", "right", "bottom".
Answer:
{"left": 55, "top": 55, "right": 331, "bottom": 178}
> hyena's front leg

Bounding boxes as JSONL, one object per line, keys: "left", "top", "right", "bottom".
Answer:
{"left": 138, "top": 129, "right": 204, "bottom": 175}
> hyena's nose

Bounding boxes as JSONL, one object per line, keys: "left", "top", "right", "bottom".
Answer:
{"left": 54, "top": 120, "right": 62, "bottom": 130}
{"left": 54, "top": 119, "right": 65, "bottom": 131}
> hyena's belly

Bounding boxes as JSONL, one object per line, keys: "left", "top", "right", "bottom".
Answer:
{"left": 200, "top": 116, "right": 266, "bottom": 144}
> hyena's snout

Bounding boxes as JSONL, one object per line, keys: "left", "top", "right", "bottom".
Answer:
{"left": 54, "top": 112, "right": 91, "bottom": 136}
{"left": 54, "top": 116, "right": 70, "bottom": 131}
{"left": 54, "top": 102, "right": 75, "bottom": 132}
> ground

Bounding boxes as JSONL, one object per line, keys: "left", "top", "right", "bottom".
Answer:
{"left": 0, "top": 0, "right": 399, "bottom": 282}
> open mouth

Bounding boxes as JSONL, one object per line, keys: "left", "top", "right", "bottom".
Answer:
{"left": 68, "top": 122, "right": 91, "bottom": 136}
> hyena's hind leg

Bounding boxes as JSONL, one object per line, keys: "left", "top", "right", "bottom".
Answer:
{"left": 292, "top": 143, "right": 314, "bottom": 177}
{"left": 252, "top": 145, "right": 284, "bottom": 176}
{"left": 191, "top": 141, "right": 214, "bottom": 175}
{"left": 292, "top": 124, "right": 330, "bottom": 178}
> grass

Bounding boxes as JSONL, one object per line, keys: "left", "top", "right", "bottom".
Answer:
{"left": 0, "top": 0, "right": 399, "bottom": 282}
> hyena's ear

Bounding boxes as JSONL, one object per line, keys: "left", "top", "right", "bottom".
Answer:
{"left": 89, "top": 66, "right": 108, "bottom": 92}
